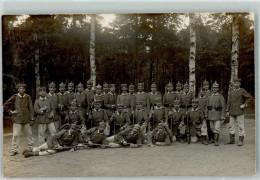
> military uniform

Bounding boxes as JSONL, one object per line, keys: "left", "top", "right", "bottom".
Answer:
{"left": 117, "top": 84, "right": 133, "bottom": 114}
{"left": 129, "top": 84, "right": 136, "bottom": 110}
{"left": 148, "top": 123, "right": 171, "bottom": 146}
{"left": 75, "top": 83, "right": 88, "bottom": 117}
{"left": 163, "top": 82, "right": 177, "bottom": 111}
{"left": 104, "top": 85, "right": 117, "bottom": 118}
{"left": 134, "top": 83, "right": 150, "bottom": 112}
{"left": 3, "top": 83, "right": 34, "bottom": 155}
{"left": 180, "top": 83, "right": 194, "bottom": 111}
{"left": 148, "top": 83, "right": 162, "bottom": 111}
{"left": 90, "top": 84, "right": 105, "bottom": 108}
{"left": 150, "top": 98, "right": 169, "bottom": 130}
{"left": 113, "top": 125, "right": 142, "bottom": 145}
{"left": 110, "top": 105, "right": 131, "bottom": 134}
{"left": 84, "top": 126, "right": 108, "bottom": 145}
{"left": 57, "top": 82, "right": 70, "bottom": 125}
{"left": 102, "top": 82, "right": 109, "bottom": 98}
{"left": 84, "top": 80, "right": 95, "bottom": 114}
{"left": 175, "top": 82, "right": 183, "bottom": 101}
{"left": 90, "top": 107, "right": 109, "bottom": 127}
{"left": 65, "top": 109, "right": 85, "bottom": 126}
{"left": 66, "top": 82, "right": 75, "bottom": 104}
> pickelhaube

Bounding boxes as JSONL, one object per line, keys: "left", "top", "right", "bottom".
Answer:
{"left": 87, "top": 79, "right": 93, "bottom": 85}
{"left": 138, "top": 82, "right": 144, "bottom": 86}
{"left": 151, "top": 83, "right": 157, "bottom": 88}
{"left": 103, "top": 82, "right": 109, "bottom": 88}
{"left": 192, "top": 98, "right": 199, "bottom": 103}
{"left": 121, "top": 83, "right": 127, "bottom": 88}
{"left": 129, "top": 83, "right": 135, "bottom": 89}
{"left": 176, "top": 81, "right": 182, "bottom": 87}
{"left": 17, "top": 83, "right": 27, "bottom": 89}
{"left": 168, "top": 82, "right": 173, "bottom": 87}
{"left": 68, "top": 81, "right": 74, "bottom": 87}
{"left": 38, "top": 87, "right": 46, "bottom": 92}
{"left": 96, "top": 84, "right": 102, "bottom": 89}
{"left": 212, "top": 81, "right": 219, "bottom": 88}
{"left": 183, "top": 82, "right": 189, "bottom": 88}
{"left": 49, "top": 81, "right": 56, "bottom": 88}
{"left": 233, "top": 78, "right": 241, "bottom": 83}
{"left": 59, "top": 82, "right": 66, "bottom": 88}
{"left": 110, "top": 84, "right": 116, "bottom": 88}
{"left": 203, "top": 80, "right": 209, "bottom": 85}
{"left": 174, "top": 99, "right": 180, "bottom": 105}
{"left": 77, "top": 82, "right": 84, "bottom": 88}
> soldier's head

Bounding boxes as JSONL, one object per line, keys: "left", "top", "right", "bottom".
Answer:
{"left": 117, "top": 104, "right": 123, "bottom": 113}
{"left": 167, "top": 82, "right": 173, "bottom": 92}
{"left": 132, "top": 124, "right": 141, "bottom": 134}
{"left": 192, "top": 99, "right": 199, "bottom": 109}
{"left": 94, "top": 100, "right": 102, "bottom": 110}
{"left": 98, "top": 122, "right": 106, "bottom": 133}
{"left": 129, "top": 84, "right": 135, "bottom": 94}
{"left": 103, "top": 82, "right": 109, "bottom": 93}
{"left": 233, "top": 78, "right": 241, "bottom": 89}
{"left": 137, "top": 82, "right": 144, "bottom": 92}
{"left": 199, "top": 89, "right": 205, "bottom": 97}
{"left": 183, "top": 83, "right": 189, "bottom": 93}
{"left": 77, "top": 83, "right": 84, "bottom": 93}
{"left": 212, "top": 81, "right": 219, "bottom": 93}
{"left": 59, "top": 82, "right": 66, "bottom": 93}
{"left": 38, "top": 87, "right": 47, "bottom": 97}
{"left": 68, "top": 82, "right": 74, "bottom": 92}
{"left": 151, "top": 83, "right": 157, "bottom": 93}
{"left": 136, "top": 100, "right": 143, "bottom": 110}
{"left": 155, "top": 97, "right": 162, "bottom": 107}
{"left": 17, "top": 83, "right": 26, "bottom": 94}
{"left": 157, "top": 123, "right": 165, "bottom": 134}
{"left": 173, "top": 100, "right": 180, "bottom": 111}
{"left": 121, "top": 84, "right": 127, "bottom": 93}
{"left": 96, "top": 84, "right": 102, "bottom": 94}
{"left": 70, "top": 100, "right": 77, "bottom": 111}
{"left": 48, "top": 82, "right": 56, "bottom": 93}
{"left": 110, "top": 84, "right": 116, "bottom": 93}
{"left": 176, "top": 82, "right": 182, "bottom": 91}
{"left": 203, "top": 80, "right": 209, "bottom": 91}
{"left": 87, "top": 80, "right": 93, "bottom": 90}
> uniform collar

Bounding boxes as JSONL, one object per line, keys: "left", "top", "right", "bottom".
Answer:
{"left": 48, "top": 92, "right": 55, "bottom": 96}
{"left": 86, "top": 88, "right": 92, "bottom": 92}
{"left": 121, "top": 92, "right": 128, "bottom": 96}
{"left": 155, "top": 106, "right": 163, "bottom": 110}
{"left": 212, "top": 93, "right": 219, "bottom": 96}
{"left": 168, "top": 91, "right": 174, "bottom": 94}
{"left": 173, "top": 108, "right": 180, "bottom": 113}
{"left": 94, "top": 108, "right": 101, "bottom": 112}
{"left": 77, "top": 92, "right": 84, "bottom": 95}
{"left": 150, "top": 92, "right": 157, "bottom": 95}
{"left": 183, "top": 91, "right": 190, "bottom": 95}
{"left": 108, "top": 92, "right": 115, "bottom": 96}
{"left": 176, "top": 90, "right": 182, "bottom": 94}
{"left": 137, "top": 91, "right": 145, "bottom": 95}
{"left": 67, "top": 91, "right": 74, "bottom": 95}
{"left": 191, "top": 107, "right": 199, "bottom": 112}
{"left": 116, "top": 111, "right": 123, "bottom": 115}
{"left": 58, "top": 92, "right": 66, "bottom": 96}
{"left": 234, "top": 88, "right": 241, "bottom": 92}
{"left": 95, "top": 93, "right": 102, "bottom": 97}
{"left": 39, "top": 96, "right": 47, "bottom": 101}
{"left": 199, "top": 95, "right": 206, "bottom": 98}
{"left": 17, "top": 93, "right": 26, "bottom": 98}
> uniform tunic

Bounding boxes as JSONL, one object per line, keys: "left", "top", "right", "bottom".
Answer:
{"left": 85, "top": 127, "right": 107, "bottom": 144}
{"left": 46, "top": 93, "right": 60, "bottom": 121}
{"left": 152, "top": 106, "right": 168, "bottom": 124}
{"left": 66, "top": 91, "right": 75, "bottom": 104}
{"left": 117, "top": 93, "right": 133, "bottom": 112}
{"left": 181, "top": 92, "right": 194, "bottom": 109}
{"left": 134, "top": 92, "right": 150, "bottom": 111}
{"left": 75, "top": 92, "right": 88, "bottom": 116}
{"left": 104, "top": 92, "right": 117, "bottom": 117}
{"left": 204, "top": 90, "right": 212, "bottom": 98}
{"left": 198, "top": 96, "right": 207, "bottom": 113}
{"left": 148, "top": 128, "right": 171, "bottom": 144}
{"left": 205, "top": 93, "right": 225, "bottom": 121}
{"left": 57, "top": 92, "right": 69, "bottom": 110}
{"left": 148, "top": 92, "right": 162, "bottom": 108}
{"left": 3, "top": 93, "right": 34, "bottom": 124}
{"left": 34, "top": 97, "right": 54, "bottom": 124}
{"left": 132, "top": 109, "right": 149, "bottom": 126}
{"left": 66, "top": 110, "right": 85, "bottom": 126}
{"left": 187, "top": 108, "right": 204, "bottom": 136}
{"left": 90, "top": 108, "right": 109, "bottom": 126}
{"left": 175, "top": 91, "right": 183, "bottom": 101}
{"left": 110, "top": 111, "right": 131, "bottom": 134}
{"left": 168, "top": 108, "right": 184, "bottom": 136}
{"left": 114, "top": 126, "right": 142, "bottom": 144}
{"left": 163, "top": 92, "right": 177, "bottom": 108}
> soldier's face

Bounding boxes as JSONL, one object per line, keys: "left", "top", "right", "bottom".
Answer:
{"left": 158, "top": 126, "right": 164, "bottom": 134}
{"left": 234, "top": 82, "right": 241, "bottom": 89}
{"left": 94, "top": 103, "right": 101, "bottom": 109}
{"left": 39, "top": 90, "right": 46, "bottom": 97}
{"left": 184, "top": 87, "right": 189, "bottom": 93}
{"left": 203, "top": 85, "right": 209, "bottom": 90}
{"left": 138, "top": 85, "right": 144, "bottom": 91}
{"left": 136, "top": 104, "right": 142, "bottom": 110}
{"left": 132, "top": 127, "right": 139, "bottom": 134}
{"left": 212, "top": 87, "right": 218, "bottom": 93}
{"left": 103, "top": 87, "right": 109, "bottom": 92}
{"left": 176, "top": 86, "right": 181, "bottom": 91}
{"left": 129, "top": 88, "right": 134, "bottom": 94}
{"left": 151, "top": 87, "right": 157, "bottom": 93}
{"left": 98, "top": 126, "right": 105, "bottom": 133}
{"left": 122, "top": 87, "right": 127, "bottom": 92}
{"left": 156, "top": 101, "right": 162, "bottom": 107}
{"left": 18, "top": 87, "right": 26, "bottom": 94}
{"left": 87, "top": 84, "right": 92, "bottom": 89}
{"left": 192, "top": 102, "right": 198, "bottom": 109}
{"left": 199, "top": 91, "right": 205, "bottom": 97}
{"left": 68, "top": 85, "right": 74, "bottom": 92}
{"left": 96, "top": 88, "right": 101, "bottom": 94}
{"left": 168, "top": 86, "right": 173, "bottom": 92}
{"left": 174, "top": 104, "right": 180, "bottom": 110}
{"left": 110, "top": 87, "right": 115, "bottom": 93}
{"left": 70, "top": 105, "right": 77, "bottom": 111}
{"left": 78, "top": 87, "right": 83, "bottom": 93}
{"left": 117, "top": 107, "right": 123, "bottom": 113}
{"left": 59, "top": 87, "right": 66, "bottom": 93}
{"left": 49, "top": 87, "right": 56, "bottom": 93}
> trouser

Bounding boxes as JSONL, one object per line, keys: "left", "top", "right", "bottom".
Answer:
{"left": 190, "top": 123, "right": 208, "bottom": 142}
{"left": 229, "top": 115, "right": 245, "bottom": 136}
{"left": 209, "top": 120, "right": 221, "bottom": 134}
{"left": 38, "top": 123, "right": 56, "bottom": 145}
{"left": 207, "top": 120, "right": 214, "bottom": 139}
{"left": 32, "top": 142, "right": 57, "bottom": 156}
{"left": 12, "top": 123, "right": 34, "bottom": 153}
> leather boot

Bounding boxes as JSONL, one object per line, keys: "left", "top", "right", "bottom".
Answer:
{"left": 214, "top": 133, "right": 219, "bottom": 146}
{"left": 225, "top": 133, "right": 235, "bottom": 145}
{"left": 24, "top": 151, "right": 39, "bottom": 158}
{"left": 180, "top": 134, "right": 186, "bottom": 143}
{"left": 202, "top": 136, "right": 208, "bottom": 145}
{"left": 238, "top": 136, "right": 244, "bottom": 146}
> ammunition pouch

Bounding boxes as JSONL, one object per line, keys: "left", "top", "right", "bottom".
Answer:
{"left": 215, "top": 106, "right": 222, "bottom": 111}
{"left": 207, "top": 106, "right": 212, "bottom": 110}
{"left": 180, "top": 105, "right": 185, "bottom": 109}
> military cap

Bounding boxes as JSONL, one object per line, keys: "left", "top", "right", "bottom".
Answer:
{"left": 103, "top": 82, "right": 109, "bottom": 88}
{"left": 110, "top": 84, "right": 116, "bottom": 88}
{"left": 203, "top": 80, "right": 209, "bottom": 85}
{"left": 99, "top": 122, "right": 106, "bottom": 128}
{"left": 70, "top": 99, "right": 77, "bottom": 106}
{"left": 59, "top": 82, "right": 66, "bottom": 88}
{"left": 87, "top": 80, "right": 93, "bottom": 85}
{"left": 77, "top": 82, "right": 84, "bottom": 88}
{"left": 173, "top": 100, "right": 180, "bottom": 105}
{"left": 168, "top": 82, "right": 173, "bottom": 87}
{"left": 212, "top": 81, "right": 219, "bottom": 88}
{"left": 96, "top": 84, "right": 102, "bottom": 89}
{"left": 151, "top": 83, "right": 157, "bottom": 88}
{"left": 17, "top": 83, "right": 27, "bottom": 89}
{"left": 94, "top": 99, "right": 102, "bottom": 104}
{"left": 136, "top": 100, "right": 143, "bottom": 105}
{"left": 49, "top": 82, "right": 56, "bottom": 88}
{"left": 68, "top": 82, "right": 74, "bottom": 87}
{"left": 183, "top": 83, "right": 189, "bottom": 88}
{"left": 121, "top": 84, "right": 127, "bottom": 88}
{"left": 38, "top": 87, "right": 46, "bottom": 92}
{"left": 117, "top": 104, "right": 124, "bottom": 108}
{"left": 192, "top": 98, "right": 199, "bottom": 103}
{"left": 129, "top": 83, "right": 135, "bottom": 89}
{"left": 233, "top": 78, "right": 241, "bottom": 83}
{"left": 176, "top": 81, "right": 182, "bottom": 87}
{"left": 155, "top": 97, "right": 162, "bottom": 102}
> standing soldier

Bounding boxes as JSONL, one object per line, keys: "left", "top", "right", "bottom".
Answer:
{"left": 205, "top": 81, "right": 225, "bottom": 146}
{"left": 148, "top": 83, "right": 162, "bottom": 113}
{"left": 3, "top": 83, "right": 34, "bottom": 156}
{"left": 65, "top": 100, "right": 86, "bottom": 128}
{"left": 85, "top": 80, "right": 95, "bottom": 114}
{"left": 90, "top": 84, "right": 104, "bottom": 108}
{"left": 117, "top": 84, "right": 133, "bottom": 114}
{"left": 57, "top": 82, "right": 69, "bottom": 126}
{"left": 134, "top": 82, "right": 150, "bottom": 112}
{"left": 163, "top": 82, "right": 177, "bottom": 111}
{"left": 67, "top": 82, "right": 75, "bottom": 104}
{"left": 102, "top": 82, "right": 109, "bottom": 97}
{"left": 89, "top": 100, "right": 109, "bottom": 128}
{"left": 46, "top": 82, "right": 60, "bottom": 130}
{"left": 129, "top": 84, "right": 136, "bottom": 110}
{"left": 225, "top": 78, "right": 252, "bottom": 146}
{"left": 175, "top": 81, "right": 183, "bottom": 101}
{"left": 203, "top": 80, "right": 212, "bottom": 98}
{"left": 110, "top": 104, "right": 131, "bottom": 134}
{"left": 74, "top": 82, "right": 88, "bottom": 123}
{"left": 34, "top": 87, "right": 56, "bottom": 145}
{"left": 181, "top": 83, "right": 194, "bottom": 111}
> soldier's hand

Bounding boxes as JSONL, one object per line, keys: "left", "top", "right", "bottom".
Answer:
{"left": 88, "top": 141, "right": 93, "bottom": 145}
{"left": 69, "top": 148, "right": 75, "bottom": 153}
{"left": 240, "top": 104, "right": 246, "bottom": 109}
{"left": 122, "top": 140, "right": 128, "bottom": 146}
{"left": 10, "top": 110, "right": 18, "bottom": 115}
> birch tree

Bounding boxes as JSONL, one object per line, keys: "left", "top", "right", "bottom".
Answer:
{"left": 90, "top": 14, "right": 96, "bottom": 89}
{"left": 189, "top": 13, "right": 196, "bottom": 95}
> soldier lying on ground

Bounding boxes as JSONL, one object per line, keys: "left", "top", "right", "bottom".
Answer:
{"left": 147, "top": 123, "right": 171, "bottom": 147}
{"left": 23, "top": 124, "right": 81, "bottom": 158}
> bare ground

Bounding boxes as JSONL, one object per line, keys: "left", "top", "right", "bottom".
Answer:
{"left": 3, "top": 115, "right": 255, "bottom": 177}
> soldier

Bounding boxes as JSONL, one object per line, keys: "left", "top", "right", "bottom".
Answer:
{"left": 85, "top": 80, "right": 95, "bottom": 114}
{"left": 106, "top": 124, "right": 143, "bottom": 148}
{"left": 147, "top": 123, "right": 171, "bottom": 147}
{"left": 225, "top": 78, "right": 252, "bottom": 146}
{"left": 205, "top": 81, "right": 225, "bottom": 146}
{"left": 104, "top": 84, "right": 117, "bottom": 135}
{"left": 89, "top": 100, "right": 109, "bottom": 128}
{"left": 134, "top": 82, "right": 150, "bottom": 112}
{"left": 57, "top": 82, "right": 69, "bottom": 125}
{"left": 117, "top": 83, "right": 133, "bottom": 114}
{"left": 65, "top": 100, "right": 85, "bottom": 127}
{"left": 90, "top": 84, "right": 104, "bottom": 108}
{"left": 110, "top": 104, "right": 131, "bottom": 134}
{"left": 148, "top": 83, "right": 162, "bottom": 112}
{"left": 74, "top": 82, "right": 88, "bottom": 118}
{"left": 187, "top": 99, "right": 208, "bottom": 145}
{"left": 34, "top": 87, "right": 56, "bottom": 145}
{"left": 23, "top": 124, "right": 81, "bottom": 158}
{"left": 168, "top": 100, "right": 186, "bottom": 142}
{"left": 163, "top": 82, "right": 177, "bottom": 111}
{"left": 46, "top": 82, "right": 60, "bottom": 130}
{"left": 102, "top": 82, "right": 109, "bottom": 97}
{"left": 129, "top": 84, "right": 136, "bottom": 110}
{"left": 175, "top": 81, "right": 183, "bottom": 101}
{"left": 67, "top": 82, "right": 75, "bottom": 104}
{"left": 203, "top": 80, "right": 212, "bottom": 98}
{"left": 180, "top": 83, "right": 194, "bottom": 111}
{"left": 3, "top": 83, "right": 34, "bottom": 156}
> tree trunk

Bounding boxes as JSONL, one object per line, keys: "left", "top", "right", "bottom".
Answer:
{"left": 34, "top": 33, "right": 40, "bottom": 93}
{"left": 231, "top": 15, "right": 239, "bottom": 82}
{"left": 90, "top": 15, "right": 96, "bottom": 89}
{"left": 189, "top": 13, "right": 196, "bottom": 96}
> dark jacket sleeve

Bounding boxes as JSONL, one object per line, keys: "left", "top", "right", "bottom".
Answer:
{"left": 243, "top": 89, "right": 253, "bottom": 106}
{"left": 3, "top": 95, "right": 16, "bottom": 114}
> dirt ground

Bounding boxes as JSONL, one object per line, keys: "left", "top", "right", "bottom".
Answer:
{"left": 3, "top": 115, "right": 256, "bottom": 177}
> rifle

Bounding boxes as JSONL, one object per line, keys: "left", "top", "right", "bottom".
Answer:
{"left": 184, "top": 111, "right": 191, "bottom": 144}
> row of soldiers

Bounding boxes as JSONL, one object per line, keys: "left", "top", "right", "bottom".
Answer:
{"left": 3, "top": 78, "right": 253, "bottom": 157}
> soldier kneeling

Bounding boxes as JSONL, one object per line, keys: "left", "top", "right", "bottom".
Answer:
{"left": 147, "top": 123, "right": 171, "bottom": 147}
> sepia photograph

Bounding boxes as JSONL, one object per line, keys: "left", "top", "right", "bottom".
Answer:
{"left": 2, "top": 12, "right": 255, "bottom": 177}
